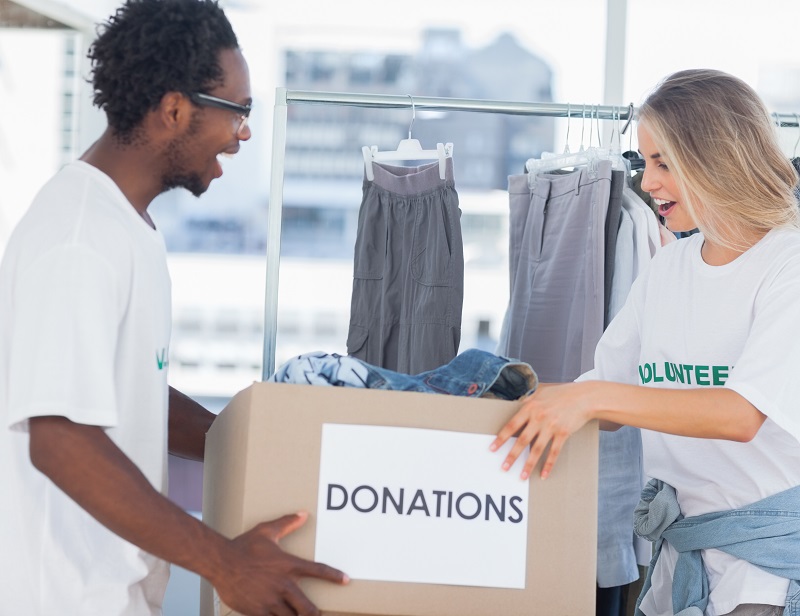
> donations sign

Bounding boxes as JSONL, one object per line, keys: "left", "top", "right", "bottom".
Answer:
{"left": 315, "top": 424, "right": 529, "bottom": 589}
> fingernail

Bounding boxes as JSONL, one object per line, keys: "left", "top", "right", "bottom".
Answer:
{"left": 501, "top": 462, "right": 510, "bottom": 471}
{"left": 520, "top": 471, "right": 529, "bottom": 480}
{"left": 489, "top": 443, "right": 497, "bottom": 452}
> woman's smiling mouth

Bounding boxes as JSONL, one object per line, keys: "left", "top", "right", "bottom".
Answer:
{"left": 654, "top": 197, "right": 676, "bottom": 217}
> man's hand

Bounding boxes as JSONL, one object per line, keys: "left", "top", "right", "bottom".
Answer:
{"left": 29, "top": 417, "right": 348, "bottom": 616}
{"left": 214, "top": 512, "right": 349, "bottom": 616}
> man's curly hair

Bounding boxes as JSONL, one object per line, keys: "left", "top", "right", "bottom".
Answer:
{"left": 87, "top": 0, "right": 239, "bottom": 140}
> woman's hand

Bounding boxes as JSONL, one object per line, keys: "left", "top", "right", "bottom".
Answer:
{"left": 489, "top": 382, "right": 596, "bottom": 480}
{"left": 490, "top": 377, "right": 767, "bottom": 481}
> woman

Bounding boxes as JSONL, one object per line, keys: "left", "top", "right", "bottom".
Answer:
{"left": 491, "top": 69, "right": 800, "bottom": 616}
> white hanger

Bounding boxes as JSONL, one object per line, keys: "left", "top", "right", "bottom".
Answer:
{"left": 525, "top": 104, "right": 597, "bottom": 184}
{"left": 602, "top": 105, "right": 631, "bottom": 175}
{"left": 525, "top": 103, "right": 628, "bottom": 186}
{"left": 362, "top": 94, "right": 453, "bottom": 181}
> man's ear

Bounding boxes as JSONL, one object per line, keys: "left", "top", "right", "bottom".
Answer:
{"left": 157, "top": 91, "right": 192, "bottom": 133}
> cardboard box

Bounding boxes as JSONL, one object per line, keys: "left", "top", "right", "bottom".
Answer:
{"left": 200, "top": 382, "right": 598, "bottom": 616}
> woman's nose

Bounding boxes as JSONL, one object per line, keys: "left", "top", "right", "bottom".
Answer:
{"left": 640, "top": 169, "right": 658, "bottom": 193}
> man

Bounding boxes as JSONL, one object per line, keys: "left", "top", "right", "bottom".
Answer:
{"left": 0, "top": 0, "right": 348, "bottom": 614}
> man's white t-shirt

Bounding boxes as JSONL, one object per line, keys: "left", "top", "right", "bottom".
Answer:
{"left": 581, "top": 228, "right": 800, "bottom": 616}
{"left": 0, "top": 161, "right": 172, "bottom": 615}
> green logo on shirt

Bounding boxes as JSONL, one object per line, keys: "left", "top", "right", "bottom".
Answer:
{"left": 638, "top": 362, "right": 731, "bottom": 386}
{"left": 156, "top": 348, "right": 169, "bottom": 370}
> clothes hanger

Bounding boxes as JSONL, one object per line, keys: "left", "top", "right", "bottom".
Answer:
{"left": 605, "top": 105, "right": 631, "bottom": 175}
{"left": 579, "top": 103, "right": 587, "bottom": 152}
{"left": 620, "top": 102, "right": 643, "bottom": 171}
{"left": 619, "top": 102, "right": 635, "bottom": 137}
{"left": 525, "top": 104, "right": 600, "bottom": 182}
{"left": 534, "top": 102, "right": 572, "bottom": 159}
{"left": 607, "top": 105, "right": 638, "bottom": 174}
{"left": 526, "top": 103, "right": 629, "bottom": 182}
{"left": 521, "top": 103, "right": 571, "bottom": 174}
{"left": 362, "top": 94, "right": 453, "bottom": 181}
{"left": 610, "top": 105, "right": 620, "bottom": 152}
{"left": 586, "top": 104, "right": 631, "bottom": 175}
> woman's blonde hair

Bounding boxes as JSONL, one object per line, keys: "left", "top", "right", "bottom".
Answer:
{"left": 638, "top": 68, "right": 800, "bottom": 250}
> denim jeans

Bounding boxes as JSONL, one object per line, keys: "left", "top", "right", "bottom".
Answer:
{"left": 268, "top": 348, "right": 538, "bottom": 401}
{"left": 633, "top": 479, "right": 800, "bottom": 616}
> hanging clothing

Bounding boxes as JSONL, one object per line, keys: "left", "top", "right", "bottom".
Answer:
{"left": 608, "top": 202, "right": 636, "bottom": 322}
{"left": 268, "top": 348, "right": 538, "bottom": 400}
{"left": 603, "top": 197, "right": 650, "bottom": 595}
{"left": 497, "top": 159, "right": 611, "bottom": 382}
{"left": 597, "top": 425, "right": 647, "bottom": 590}
{"left": 599, "top": 177, "right": 659, "bottom": 593}
{"left": 500, "top": 159, "right": 659, "bottom": 598}
{"left": 630, "top": 171, "right": 656, "bottom": 216}
{"left": 603, "top": 169, "right": 625, "bottom": 328}
{"left": 601, "top": 185, "right": 665, "bottom": 579}
{"left": 347, "top": 157, "right": 464, "bottom": 375}
{"left": 622, "top": 187, "right": 663, "bottom": 283}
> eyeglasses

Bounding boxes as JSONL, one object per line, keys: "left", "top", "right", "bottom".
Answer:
{"left": 190, "top": 92, "right": 252, "bottom": 136}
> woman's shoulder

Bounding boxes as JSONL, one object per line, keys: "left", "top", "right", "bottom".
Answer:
{"left": 759, "top": 227, "right": 800, "bottom": 259}
{"left": 750, "top": 228, "right": 800, "bottom": 287}
{"left": 766, "top": 225, "right": 800, "bottom": 244}
{"left": 652, "top": 230, "right": 703, "bottom": 261}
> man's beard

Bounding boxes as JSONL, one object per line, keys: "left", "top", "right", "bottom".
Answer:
{"left": 161, "top": 118, "right": 208, "bottom": 197}
{"left": 161, "top": 171, "right": 206, "bottom": 197}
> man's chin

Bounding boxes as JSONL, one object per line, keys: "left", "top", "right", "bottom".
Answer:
{"left": 162, "top": 175, "right": 208, "bottom": 198}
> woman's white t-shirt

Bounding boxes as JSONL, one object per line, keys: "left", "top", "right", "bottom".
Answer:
{"left": 582, "top": 228, "right": 800, "bottom": 616}
{"left": 0, "top": 161, "right": 172, "bottom": 615}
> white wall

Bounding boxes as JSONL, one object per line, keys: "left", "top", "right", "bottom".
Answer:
{"left": 0, "top": 30, "right": 64, "bottom": 247}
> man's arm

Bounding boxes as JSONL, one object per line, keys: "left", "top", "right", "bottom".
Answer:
{"left": 29, "top": 416, "right": 348, "bottom": 615}
{"left": 168, "top": 385, "right": 216, "bottom": 461}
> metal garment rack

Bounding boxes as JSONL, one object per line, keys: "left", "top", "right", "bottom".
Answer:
{"left": 261, "top": 86, "right": 800, "bottom": 378}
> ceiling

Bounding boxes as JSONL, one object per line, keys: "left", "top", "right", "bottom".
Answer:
{"left": 0, "top": 0, "right": 71, "bottom": 28}
{"left": 0, "top": 0, "right": 116, "bottom": 31}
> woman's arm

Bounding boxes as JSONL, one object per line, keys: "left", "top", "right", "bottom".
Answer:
{"left": 491, "top": 381, "right": 766, "bottom": 480}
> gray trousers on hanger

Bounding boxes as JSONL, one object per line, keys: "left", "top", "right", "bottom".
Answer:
{"left": 347, "top": 157, "right": 463, "bottom": 375}
{"left": 604, "top": 169, "right": 625, "bottom": 328}
{"left": 497, "top": 159, "right": 611, "bottom": 383}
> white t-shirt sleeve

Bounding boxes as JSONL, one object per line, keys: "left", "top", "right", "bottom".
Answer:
{"left": 725, "top": 254, "right": 800, "bottom": 442}
{"left": 8, "top": 244, "right": 124, "bottom": 430}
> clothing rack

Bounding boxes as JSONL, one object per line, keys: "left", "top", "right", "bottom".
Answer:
{"left": 262, "top": 87, "right": 800, "bottom": 377}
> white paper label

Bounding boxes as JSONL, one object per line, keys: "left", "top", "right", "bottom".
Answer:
{"left": 315, "top": 423, "right": 529, "bottom": 589}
